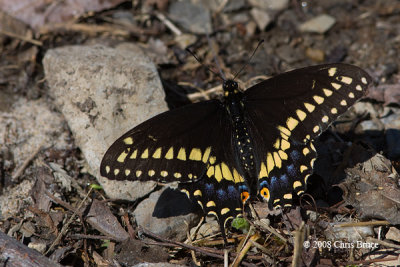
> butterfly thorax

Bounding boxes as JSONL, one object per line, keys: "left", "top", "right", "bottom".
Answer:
{"left": 223, "top": 80, "right": 258, "bottom": 196}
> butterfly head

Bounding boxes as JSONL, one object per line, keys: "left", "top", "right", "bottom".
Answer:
{"left": 223, "top": 80, "right": 239, "bottom": 97}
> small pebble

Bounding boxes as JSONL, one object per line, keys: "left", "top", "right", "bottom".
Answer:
{"left": 299, "top": 14, "right": 336, "bottom": 34}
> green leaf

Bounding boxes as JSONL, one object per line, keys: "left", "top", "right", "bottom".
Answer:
{"left": 231, "top": 217, "right": 250, "bottom": 233}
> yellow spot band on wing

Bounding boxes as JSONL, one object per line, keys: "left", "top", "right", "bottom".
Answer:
{"left": 278, "top": 150, "right": 288, "bottom": 160}
{"left": 130, "top": 149, "right": 138, "bottom": 159}
{"left": 328, "top": 67, "right": 337, "bottom": 77}
{"left": 323, "top": 88, "right": 333, "bottom": 97}
{"left": 259, "top": 162, "right": 268, "bottom": 179}
{"left": 281, "top": 139, "right": 290, "bottom": 151}
{"left": 206, "top": 166, "right": 214, "bottom": 178}
{"left": 189, "top": 148, "right": 202, "bottom": 161}
{"left": 152, "top": 147, "right": 162, "bottom": 159}
{"left": 233, "top": 168, "right": 244, "bottom": 183}
{"left": 202, "top": 147, "right": 211, "bottom": 163}
{"left": 141, "top": 149, "right": 149, "bottom": 159}
{"left": 283, "top": 193, "right": 292, "bottom": 199}
{"left": 221, "top": 208, "right": 230, "bottom": 215}
{"left": 221, "top": 162, "right": 233, "bottom": 181}
{"left": 194, "top": 190, "right": 202, "bottom": 196}
{"left": 177, "top": 148, "right": 186, "bottom": 160}
{"left": 209, "top": 156, "right": 216, "bottom": 164}
{"left": 266, "top": 153, "right": 274, "bottom": 174}
{"left": 278, "top": 126, "right": 291, "bottom": 139}
{"left": 296, "top": 109, "right": 307, "bottom": 121}
{"left": 123, "top": 137, "right": 133, "bottom": 145}
{"left": 206, "top": 201, "right": 216, "bottom": 207}
{"left": 286, "top": 117, "right": 299, "bottom": 131}
{"left": 300, "top": 165, "right": 308, "bottom": 173}
{"left": 313, "top": 95, "right": 324, "bottom": 105}
{"left": 293, "top": 181, "right": 302, "bottom": 189}
{"left": 273, "top": 152, "right": 282, "bottom": 168}
{"left": 165, "top": 147, "right": 174, "bottom": 159}
{"left": 304, "top": 102, "right": 315, "bottom": 113}
{"left": 215, "top": 164, "right": 223, "bottom": 182}
{"left": 273, "top": 139, "right": 280, "bottom": 150}
{"left": 331, "top": 83, "right": 341, "bottom": 90}
{"left": 117, "top": 148, "right": 130, "bottom": 163}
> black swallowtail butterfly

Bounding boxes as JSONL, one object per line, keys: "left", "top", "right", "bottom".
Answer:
{"left": 100, "top": 63, "right": 371, "bottom": 241}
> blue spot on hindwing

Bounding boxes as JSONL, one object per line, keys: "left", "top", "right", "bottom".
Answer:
{"left": 287, "top": 164, "right": 296, "bottom": 177}
{"left": 217, "top": 188, "right": 227, "bottom": 200}
{"left": 291, "top": 150, "right": 300, "bottom": 161}
{"left": 279, "top": 174, "right": 288, "bottom": 184}
{"left": 270, "top": 176, "right": 278, "bottom": 191}
{"left": 260, "top": 180, "right": 268, "bottom": 188}
{"left": 205, "top": 183, "right": 214, "bottom": 195}
{"left": 238, "top": 184, "right": 248, "bottom": 193}
{"left": 227, "top": 185, "right": 239, "bottom": 197}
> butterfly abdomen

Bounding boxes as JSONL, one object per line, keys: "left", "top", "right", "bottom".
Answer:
{"left": 223, "top": 80, "right": 259, "bottom": 196}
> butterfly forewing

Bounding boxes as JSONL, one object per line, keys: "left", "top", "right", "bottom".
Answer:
{"left": 101, "top": 100, "right": 221, "bottom": 182}
{"left": 243, "top": 64, "right": 371, "bottom": 207}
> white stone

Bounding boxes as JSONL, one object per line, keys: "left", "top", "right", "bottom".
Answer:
{"left": 299, "top": 14, "right": 336, "bottom": 34}
{"left": 43, "top": 44, "right": 167, "bottom": 201}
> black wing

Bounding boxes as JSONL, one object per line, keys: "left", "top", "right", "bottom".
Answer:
{"left": 242, "top": 63, "right": 372, "bottom": 208}
{"left": 100, "top": 100, "right": 249, "bottom": 239}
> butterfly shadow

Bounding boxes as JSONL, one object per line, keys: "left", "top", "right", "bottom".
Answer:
{"left": 152, "top": 187, "right": 201, "bottom": 218}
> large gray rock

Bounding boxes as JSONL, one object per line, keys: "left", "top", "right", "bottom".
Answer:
{"left": 43, "top": 44, "right": 168, "bottom": 201}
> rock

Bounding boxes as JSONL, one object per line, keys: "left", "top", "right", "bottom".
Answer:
{"left": 28, "top": 239, "right": 47, "bottom": 254}
{"left": 248, "top": 0, "right": 289, "bottom": 11}
{"left": 276, "top": 45, "right": 303, "bottom": 63}
{"left": 174, "top": 34, "right": 197, "bottom": 49}
{"left": 190, "top": 218, "right": 219, "bottom": 239}
{"left": 324, "top": 222, "right": 374, "bottom": 242}
{"left": 250, "top": 8, "right": 272, "bottom": 30}
{"left": 305, "top": 47, "right": 325, "bottom": 62}
{"left": 168, "top": 1, "right": 211, "bottom": 34}
{"left": 43, "top": 44, "right": 167, "bottom": 201}
{"left": 0, "top": 179, "right": 34, "bottom": 219}
{"left": 356, "top": 120, "right": 384, "bottom": 134}
{"left": 386, "top": 227, "right": 400, "bottom": 243}
{"left": 134, "top": 187, "right": 200, "bottom": 241}
{"left": 223, "top": 0, "right": 246, "bottom": 12}
{"left": 0, "top": 98, "right": 68, "bottom": 169}
{"left": 299, "top": 14, "right": 336, "bottom": 34}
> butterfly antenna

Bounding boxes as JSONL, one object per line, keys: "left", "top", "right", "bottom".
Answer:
{"left": 206, "top": 34, "right": 226, "bottom": 80}
{"left": 186, "top": 48, "right": 224, "bottom": 81}
{"left": 233, "top": 40, "right": 264, "bottom": 80}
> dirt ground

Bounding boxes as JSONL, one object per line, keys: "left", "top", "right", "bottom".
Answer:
{"left": 0, "top": 0, "right": 400, "bottom": 266}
